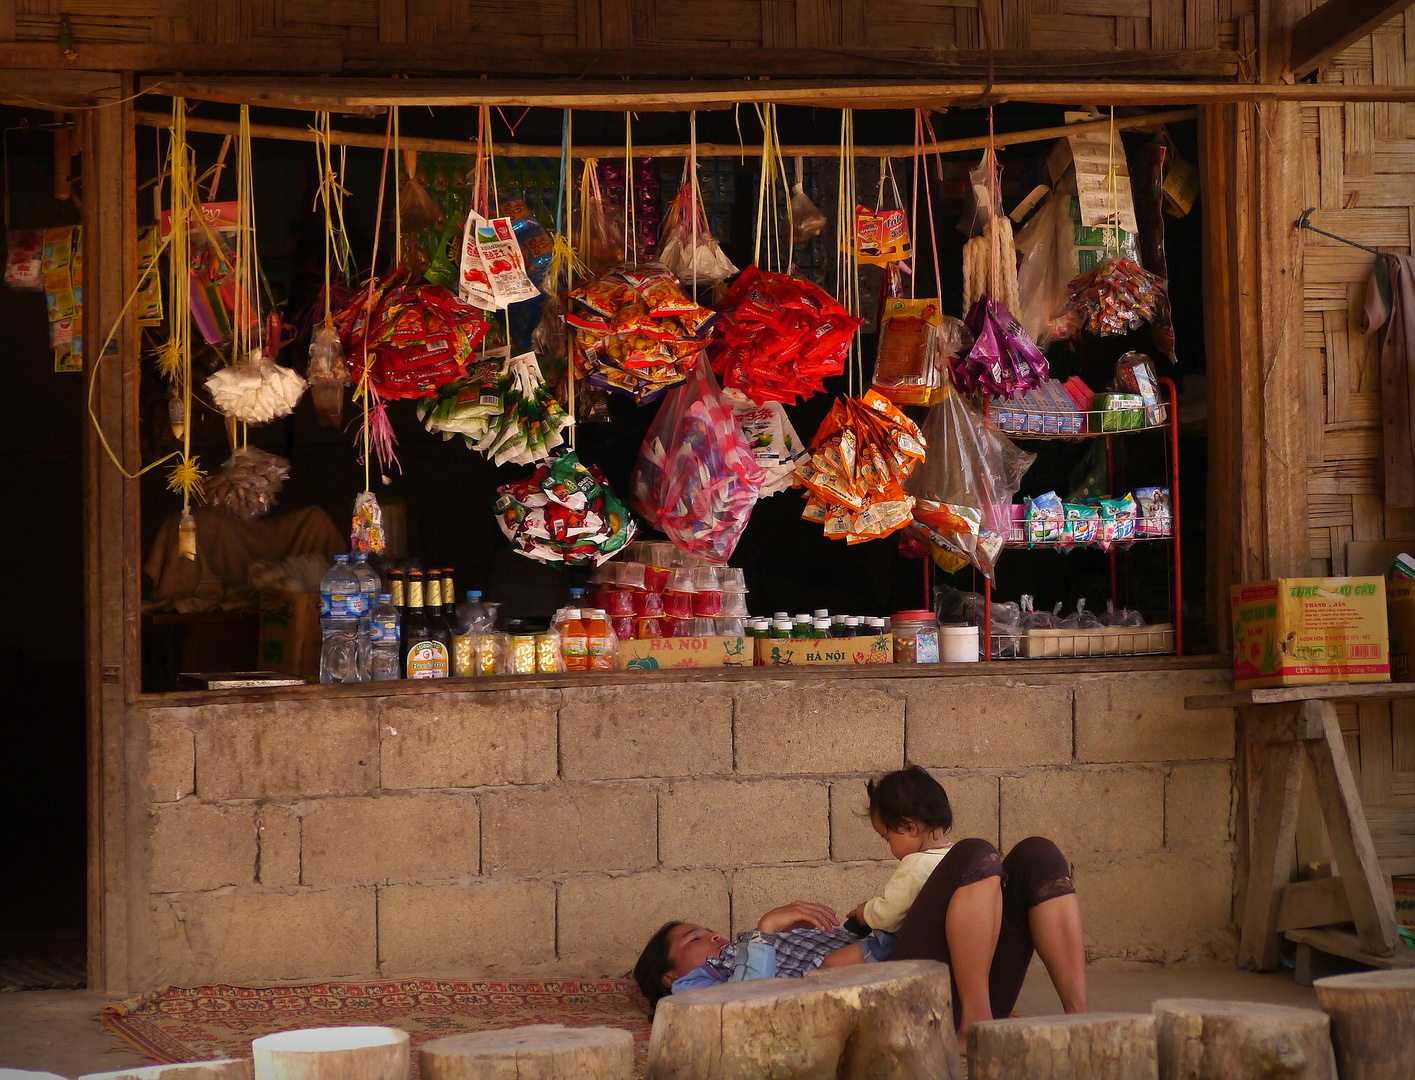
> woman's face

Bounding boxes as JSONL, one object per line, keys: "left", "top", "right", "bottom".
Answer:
{"left": 663, "top": 923, "right": 728, "bottom": 985}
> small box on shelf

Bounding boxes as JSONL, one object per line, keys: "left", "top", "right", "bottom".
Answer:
{"left": 753, "top": 635, "right": 894, "bottom": 666}
{"left": 618, "top": 635, "right": 750, "bottom": 671}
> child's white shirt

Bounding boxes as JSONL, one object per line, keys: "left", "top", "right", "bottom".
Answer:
{"left": 862, "top": 846, "right": 952, "bottom": 932}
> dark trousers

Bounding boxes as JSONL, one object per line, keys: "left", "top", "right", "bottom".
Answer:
{"left": 891, "top": 836, "right": 1075, "bottom": 1025}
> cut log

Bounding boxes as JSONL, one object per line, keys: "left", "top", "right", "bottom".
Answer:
{"left": 1153, "top": 999, "right": 1336, "bottom": 1080}
{"left": 968, "top": 1013, "right": 1158, "bottom": 1080}
{"left": 644, "top": 959, "right": 961, "bottom": 1080}
{"left": 78, "top": 1065, "right": 253, "bottom": 1080}
{"left": 420, "top": 1025, "right": 633, "bottom": 1080}
{"left": 0, "top": 1072, "right": 70, "bottom": 1079}
{"left": 252, "top": 1027, "right": 409, "bottom": 1080}
{"left": 1313, "top": 970, "right": 1415, "bottom": 1080}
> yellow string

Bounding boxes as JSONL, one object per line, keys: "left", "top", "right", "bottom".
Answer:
{"left": 565, "top": 109, "right": 576, "bottom": 451}
{"left": 624, "top": 112, "right": 634, "bottom": 264}
{"left": 393, "top": 106, "right": 401, "bottom": 268}
{"left": 1107, "top": 106, "right": 1121, "bottom": 259}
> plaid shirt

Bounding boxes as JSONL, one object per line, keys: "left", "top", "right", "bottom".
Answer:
{"left": 704, "top": 927, "right": 862, "bottom": 981}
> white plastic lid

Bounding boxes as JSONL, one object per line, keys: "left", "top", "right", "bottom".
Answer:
{"left": 813, "top": 618, "right": 831, "bottom": 629}
{"left": 845, "top": 616, "right": 861, "bottom": 627}
{"left": 813, "top": 608, "right": 830, "bottom": 618}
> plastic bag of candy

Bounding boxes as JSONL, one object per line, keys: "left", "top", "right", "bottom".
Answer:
{"left": 723, "top": 388, "right": 808, "bottom": 497}
{"left": 796, "top": 391, "right": 926, "bottom": 545}
{"left": 1063, "top": 258, "right": 1165, "bottom": 337}
{"left": 708, "top": 266, "right": 862, "bottom": 405}
{"left": 495, "top": 452, "right": 636, "bottom": 566}
{"left": 630, "top": 356, "right": 765, "bottom": 563}
{"left": 658, "top": 160, "right": 738, "bottom": 289}
{"left": 419, "top": 350, "right": 571, "bottom": 466}
{"left": 204, "top": 447, "right": 290, "bottom": 518}
{"left": 954, "top": 295, "right": 1050, "bottom": 399}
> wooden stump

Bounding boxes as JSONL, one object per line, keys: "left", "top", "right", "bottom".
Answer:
{"left": 968, "top": 1013, "right": 1158, "bottom": 1080}
{"left": 78, "top": 1064, "right": 253, "bottom": 1080}
{"left": 1153, "top": 999, "right": 1336, "bottom": 1080}
{"left": 0, "top": 1072, "right": 70, "bottom": 1079}
{"left": 1313, "top": 969, "right": 1415, "bottom": 1080}
{"left": 419, "top": 1025, "right": 633, "bottom": 1080}
{"left": 251, "top": 1027, "right": 409, "bottom": 1080}
{"left": 644, "top": 959, "right": 961, "bottom": 1080}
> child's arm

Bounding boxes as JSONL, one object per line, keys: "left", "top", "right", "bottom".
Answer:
{"left": 861, "top": 862, "right": 926, "bottom": 933}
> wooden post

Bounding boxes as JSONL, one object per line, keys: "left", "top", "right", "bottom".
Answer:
{"left": 1313, "top": 970, "right": 1415, "bottom": 1080}
{"left": 420, "top": 1025, "right": 633, "bottom": 1080}
{"left": 969, "top": 1013, "right": 1158, "bottom": 1080}
{"left": 1237, "top": 731, "right": 1304, "bottom": 970}
{"left": 1153, "top": 999, "right": 1336, "bottom": 1079}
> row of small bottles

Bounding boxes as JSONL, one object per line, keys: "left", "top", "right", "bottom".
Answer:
{"left": 746, "top": 611, "right": 890, "bottom": 640}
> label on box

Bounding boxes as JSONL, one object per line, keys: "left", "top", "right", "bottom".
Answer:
{"left": 754, "top": 635, "right": 894, "bottom": 666}
{"left": 618, "top": 635, "right": 750, "bottom": 670}
{"left": 1232, "top": 577, "right": 1390, "bottom": 689}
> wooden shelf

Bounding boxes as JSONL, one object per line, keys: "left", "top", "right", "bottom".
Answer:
{"left": 1187, "top": 683, "right": 1415, "bottom": 710}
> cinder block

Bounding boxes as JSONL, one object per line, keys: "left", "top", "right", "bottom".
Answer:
{"left": 379, "top": 691, "right": 558, "bottom": 790}
{"left": 1073, "top": 851, "right": 1235, "bottom": 961}
{"left": 730, "top": 862, "right": 895, "bottom": 938}
{"left": 557, "top": 870, "right": 731, "bottom": 977}
{"left": 378, "top": 879, "right": 556, "bottom": 975}
{"left": 256, "top": 804, "right": 301, "bottom": 887}
{"left": 301, "top": 793, "right": 479, "bottom": 886}
{"left": 194, "top": 700, "right": 378, "bottom": 800}
{"left": 906, "top": 680, "right": 1072, "bottom": 769}
{"left": 1001, "top": 767, "right": 1164, "bottom": 856}
{"left": 1074, "top": 669, "right": 1235, "bottom": 763}
{"left": 1165, "top": 762, "right": 1235, "bottom": 849}
{"left": 733, "top": 683, "right": 904, "bottom": 776}
{"left": 830, "top": 772, "right": 1000, "bottom": 862}
{"left": 149, "top": 800, "right": 257, "bottom": 894}
{"left": 659, "top": 779, "right": 828, "bottom": 868}
{"left": 481, "top": 784, "right": 657, "bottom": 874}
{"left": 150, "top": 886, "right": 378, "bottom": 983}
{"left": 147, "top": 709, "right": 195, "bottom": 803}
{"left": 559, "top": 687, "right": 733, "bottom": 780}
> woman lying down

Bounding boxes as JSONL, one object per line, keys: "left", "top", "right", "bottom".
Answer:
{"left": 633, "top": 767, "right": 1090, "bottom": 1045}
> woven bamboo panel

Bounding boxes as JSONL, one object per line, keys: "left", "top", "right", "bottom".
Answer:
{"left": 0, "top": 0, "right": 1243, "bottom": 52}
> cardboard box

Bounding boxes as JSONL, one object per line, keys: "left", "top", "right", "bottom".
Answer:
{"left": 1394, "top": 876, "right": 1415, "bottom": 931}
{"left": 1231, "top": 578, "right": 1390, "bottom": 690}
{"left": 258, "top": 589, "right": 320, "bottom": 682}
{"left": 1386, "top": 578, "right": 1415, "bottom": 683}
{"left": 618, "top": 635, "right": 750, "bottom": 671}
{"left": 754, "top": 634, "right": 894, "bottom": 666}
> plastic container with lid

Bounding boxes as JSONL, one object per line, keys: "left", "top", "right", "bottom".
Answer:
{"left": 664, "top": 616, "right": 695, "bottom": 638}
{"left": 584, "top": 608, "right": 616, "bottom": 670}
{"left": 891, "top": 610, "right": 940, "bottom": 664}
{"left": 664, "top": 568, "right": 697, "bottom": 618}
{"left": 611, "top": 614, "right": 636, "bottom": 640}
{"left": 939, "top": 624, "right": 980, "bottom": 663}
{"left": 634, "top": 616, "right": 664, "bottom": 639}
{"left": 812, "top": 617, "right": 832, "bottom": 639}
{"left": 720, "top": 591, "right": 750, "bottom": 617}
{"left": 719, "top": 567, "right": 747, "bottom": 591}
{"left": 792, "top": 614, "right": 814, "bottom": 639}
{"left": 633, "top": 590, "right": 665, "bottom": 617}
{"left": 716, "top": 616, "right": 745, "bottom": 636}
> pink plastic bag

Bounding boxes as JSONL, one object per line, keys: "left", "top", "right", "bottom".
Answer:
{"left": 630, "top": 356, "right": 766, "bottom": 563}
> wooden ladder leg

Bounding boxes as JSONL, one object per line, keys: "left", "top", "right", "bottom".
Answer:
{"left": 1238, "top": 734, "right": 1304, "bottom": 970}
{"left": 1302, "top": 700, "right": 1400, "bottom": 957}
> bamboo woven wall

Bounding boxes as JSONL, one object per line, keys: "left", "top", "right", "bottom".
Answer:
{"left": 0, "top": 1, "right": 1248, "bottom": 54}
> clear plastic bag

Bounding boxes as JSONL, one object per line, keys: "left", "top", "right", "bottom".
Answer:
{"left": 1014, "top": 192, "right": 1079, "bottom": 349}
{"left": 630, "top": 356, "right": 766, "bottom": 563}
{"left": 658, "top": 160, "right": 738, "bottom": 289}
{"left": 906, "top": 384, "right": 1035, "bottom": 580}
{"left": 1059, "top": 599, "right": 1104, "bottom": 631}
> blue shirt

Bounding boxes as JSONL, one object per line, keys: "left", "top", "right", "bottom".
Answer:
{"left": 669, "top": 927, "right": 891, "bottom": 995}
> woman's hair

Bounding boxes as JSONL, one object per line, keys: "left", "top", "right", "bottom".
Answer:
{"left": 866, "top": 765, "right": 953, "bottom": 834}
{"left": 633, "top": 920, "right": 683, "bottom": 1009}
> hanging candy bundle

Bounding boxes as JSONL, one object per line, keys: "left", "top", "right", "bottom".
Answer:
{"left": 495, "top": 452, "right": 636, "bottom": 566}
{"left": 657, "top": 160, "right": 738, "bottom": 289}
{"left": 1059, "top": 258, "right": 1165, "bottom": 338}
{"left": 206, "top": 355, "right": 308, "bottom": 423}
{"left": 333, "top": 270, "right": 490, "bottom": 401}
{"left": 204, "top": 446, "right": 291, "bottom": 518}
{"left": 953, "top": 296, "right": 1050, "bottom": 399}
{"left": 568, "top": 263, "right": 716, "bottom": 404}
{"left": 795, "top": 391, "right": 927, "bottom": 545}
{"left": 630, "top": 357, "right": 766, "bottom": 563}
{"left": 419, "top": 350, "right": 571, "bottom": 466}
{"left": 707, "top": 266, "right": 861, "bottom": 405}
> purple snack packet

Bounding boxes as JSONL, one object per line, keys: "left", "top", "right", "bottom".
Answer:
{"left": 954, "top": 295, "right": 1048, "bottom": 398}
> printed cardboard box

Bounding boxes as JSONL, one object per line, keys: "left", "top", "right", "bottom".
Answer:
{"left": 753, "top": 634, "right": 894, "bottom": 666}
{"left": 618, "top": 635, "right": 750, "bottom": 670}
{"left": 1231, "top": 577, "right": 1390, "bottom": 690}
{"left": 1386, "top": 578, "right": 1414, "bottom": 683}
{"left": 258, "top": 589, "right": 320, "bottom": 682}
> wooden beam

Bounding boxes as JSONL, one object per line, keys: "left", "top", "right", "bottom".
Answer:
{"left": 1289, "top": 0, "right": 1415, "bottom": 78}
{"left": 134, "top": 107, "right": 1198, "bottom": 160}
{"left": 1238, "top": 737, "right": 1304, "bottom": 970}
{"left": 1276, "top": 875, "right": 1355, "bottom": 932}
{"left": 137, "top": 77, "right": 1415, "bottom": 112}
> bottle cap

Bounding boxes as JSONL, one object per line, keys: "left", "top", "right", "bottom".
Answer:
{"left": 562, "top": 608, "right": 581, "bottom": 620}
{"left": 814, "top": 618, "right": 831, "bottom": 629}
{"left": 570, "top": 587, "right": 586, "bottom": 598}
{"left": 773, "top": 612, "right": 788, "bottom": 620}
{"left": 795, "top": 614, "right": 811, "bottom": 623}
{"left": 378, "top": 593, "right": 391, "bottom": 603}
{"left": 813, "top": 608, "right": 830, "bottom": 619}
{"left": 467, "top": 590, "right": 482, "bottom": 599}
{"left": 335, "top": 554, "right": 349, "bottom": 563}
{"left": 845, "top": 616, "right": 861, "bottom": 627}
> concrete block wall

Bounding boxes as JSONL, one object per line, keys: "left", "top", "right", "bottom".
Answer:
{"left": 126, "top": 666, "right": 1237, "bottom": 988}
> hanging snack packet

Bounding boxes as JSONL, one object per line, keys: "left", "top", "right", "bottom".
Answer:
{"left": 459, "top": 211, "right": 540, "bottom": 311}
{"left": 205, "top": 447, "right": 291, "bottom": 518}
{"left": 849, "top": 204, "right": 912, "bottom": 267}
{"left": 872, "top": 298, "right": 967, "bottom": 406}
{"left": 4, "top": 230, "right": 44, "bottom": 290}
{"left": 351, "top": 490, "right": 386, "bottom": 554}
{"left": 954, "top": 295, "right": 1050, "bottom": 399}
{"left": 1063, "top": 502, "right": 1100, "bottom": 547}
{"left": 722, "top": 388, "right": 807, "bottom": 498}
{"left": 420, "top": 350, "right": 571, "bottom": 467}
{"left": 495, "top": 451, "right": 636, "bottom": 566}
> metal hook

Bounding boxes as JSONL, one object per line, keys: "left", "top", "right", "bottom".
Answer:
{"left": 1297, "top": 207, "right": 1383, "bottom": 256}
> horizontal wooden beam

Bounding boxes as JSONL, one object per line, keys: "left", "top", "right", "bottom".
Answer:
{"left": 134, "top": 107, "right": 1197, "bottom": 160}
{"left": 0, "top": 68, "right": 122, "bottom": 108}
{"left": 0, "top": 42, "right": 1239, "bottom": 80}
{"left": 1288, "top": 0, "right": 1413, "bottom": 78}
{"left": 139, "top": 77, "right": 1415, "bottom": 112}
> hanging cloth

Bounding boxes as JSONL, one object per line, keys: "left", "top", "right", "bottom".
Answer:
{"left": 1363, "top": 254, "right": 1415, "bottom": 507}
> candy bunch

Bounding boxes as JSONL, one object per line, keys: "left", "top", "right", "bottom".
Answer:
{"left": 494, "top": 452, "right": 636, "bottom": 566}
{"left": 796, "top": 391, "right": 927, "bottom": 545}
{"left": 952, "top": 295, "right": 1049, "bottom": 399}
{"left": 1063, "top": 258, "right": 1165, "bottom": 337}
{"left": 707, "top": 266, "right": 862, "bottom": 405}
{"left": 631, "top": 357, "right": 765, "bottom": 563}
{"left": 568, "top": 263, "right": 716, "bottom": 404}
{"left": 419, "top": 350, "right": 572, "bottom": 467}
{"left": 333, "top": 270, "right": 490, "bottom": 400}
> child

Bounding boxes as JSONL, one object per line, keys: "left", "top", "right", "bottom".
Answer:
{"left": 827, "top": 765, "right": 955, "bottom": 967}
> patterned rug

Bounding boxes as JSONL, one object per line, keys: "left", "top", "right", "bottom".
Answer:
{"left": 100, "top": 978, "right": 654, "bottom": 1077}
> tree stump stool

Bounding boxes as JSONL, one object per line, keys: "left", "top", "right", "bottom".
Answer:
{"left": 0, "top": 1072, "right": 70, "bottom": 1079}
{"left": 644, "top": 959, "right": 961, "bottom": 1080}
{"left": 251, "top": 1026, "right": 409, "bottom": 1080}
{"left": 79, "top": 1066, "right": 253, "bottom": 1080}
{"left": 968, "top": 1012, "right": 1158, "bottom": 1080}
{"left": 419, "top": 1025, "right": 633, "bottom": 1080}
{"left": 1313, "top": 969, "right": 1415, "bottom": 1080}
{"left": 1153, "top": 999, "right": 1336, "bottom": 1080}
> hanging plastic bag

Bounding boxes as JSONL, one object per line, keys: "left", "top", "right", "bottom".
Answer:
{"left": 496, "top": 452, "right": 635, "bottom": 566}
{"left": 306, "top": 323, "right": 350, "bottom": 428}
{"left": 658, "top": 159, "right": 738, "bottom": 289}
{"left": 631, "top": 355, "right": 765, "bottom": 563}
{"left": 4, "top": 230, "right": 44, "bottom": 290}
{"left": 871, "top": 298, "right": 966, "bottom": 406}
{"left": 722, "top": 388, "right": 808, "bottom": 497}
{"left": 905, "top": 383, "right": 1035, "bottom": 580}
{"left": 788, "top": 157, "right": 827, "bottom": 244}
{"left": 954, "top": 295, "right": 1049, "bottom": 399}
{"left": 206, "top": 349, "right": 308, "bottom": 424}
{"left": 458, "top": 210, "right": 539, "bottom": 311}
{"left": 419, "top": 350, "right": 571, "bottom": 467}
{"left": 205, "top": 446, "right": 290, "bottom": 518}
{"left": 1014, "top": 191, "right": 1079, "bottom": 348}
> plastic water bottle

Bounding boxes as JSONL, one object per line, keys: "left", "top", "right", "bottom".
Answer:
{"left": 319, "top": 555, "right": 363, "bottom": 684}
{"left": 456, "top": 589, "right": 492, "bottom": 636}
{"left": 349, "top": 552, "right": 381, "bottom": 679}
{"left": 366, "top": 593, "right": 401, "bottom": 681}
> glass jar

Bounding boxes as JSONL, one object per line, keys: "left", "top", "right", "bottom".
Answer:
{"left": 891, "top": 610, "right": 940, "bottom": 664}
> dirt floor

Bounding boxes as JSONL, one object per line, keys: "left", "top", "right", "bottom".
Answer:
{"left": 0, "top": 959, "right": 1320, "bottom": 1076}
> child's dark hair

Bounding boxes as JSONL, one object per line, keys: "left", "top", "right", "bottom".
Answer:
{"left": 866, "top": 765, "right": 953, "bottom": 834}
{"left": 633, "top": 921, "right": 683, "bottom": 1010}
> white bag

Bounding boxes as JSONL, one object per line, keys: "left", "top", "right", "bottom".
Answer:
{"left": 458, "top": 212, "right": 539, "bottom": 311}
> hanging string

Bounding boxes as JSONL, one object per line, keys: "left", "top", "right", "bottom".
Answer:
{"left": 357, "top": 107, "right": 395, "bottom": 494}
{"left": 1106, "top": 105, "right": 1121, "bottom": 260}
{"left": 689, "top": 111, "right": 699, "bottom": 291}
{"left": 393, "top": 105, "right": 402, "bottom": 269}
{"left": 562, "top": 108, "right": 575, "bottom": 450}
{"left": 623, "top": 111, "right": 635, "bottom": 264}
{"left": 166, "top": 100, "right": 202, "bottom": 511}
{"left": 835, "top": 108, "right": 862, "bottom": 396}
{"left": 988, "top": 105, "right": 1000, "bottom": 311}
{"left": 912, "top": 108, "right": 943, "bottom": 303}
